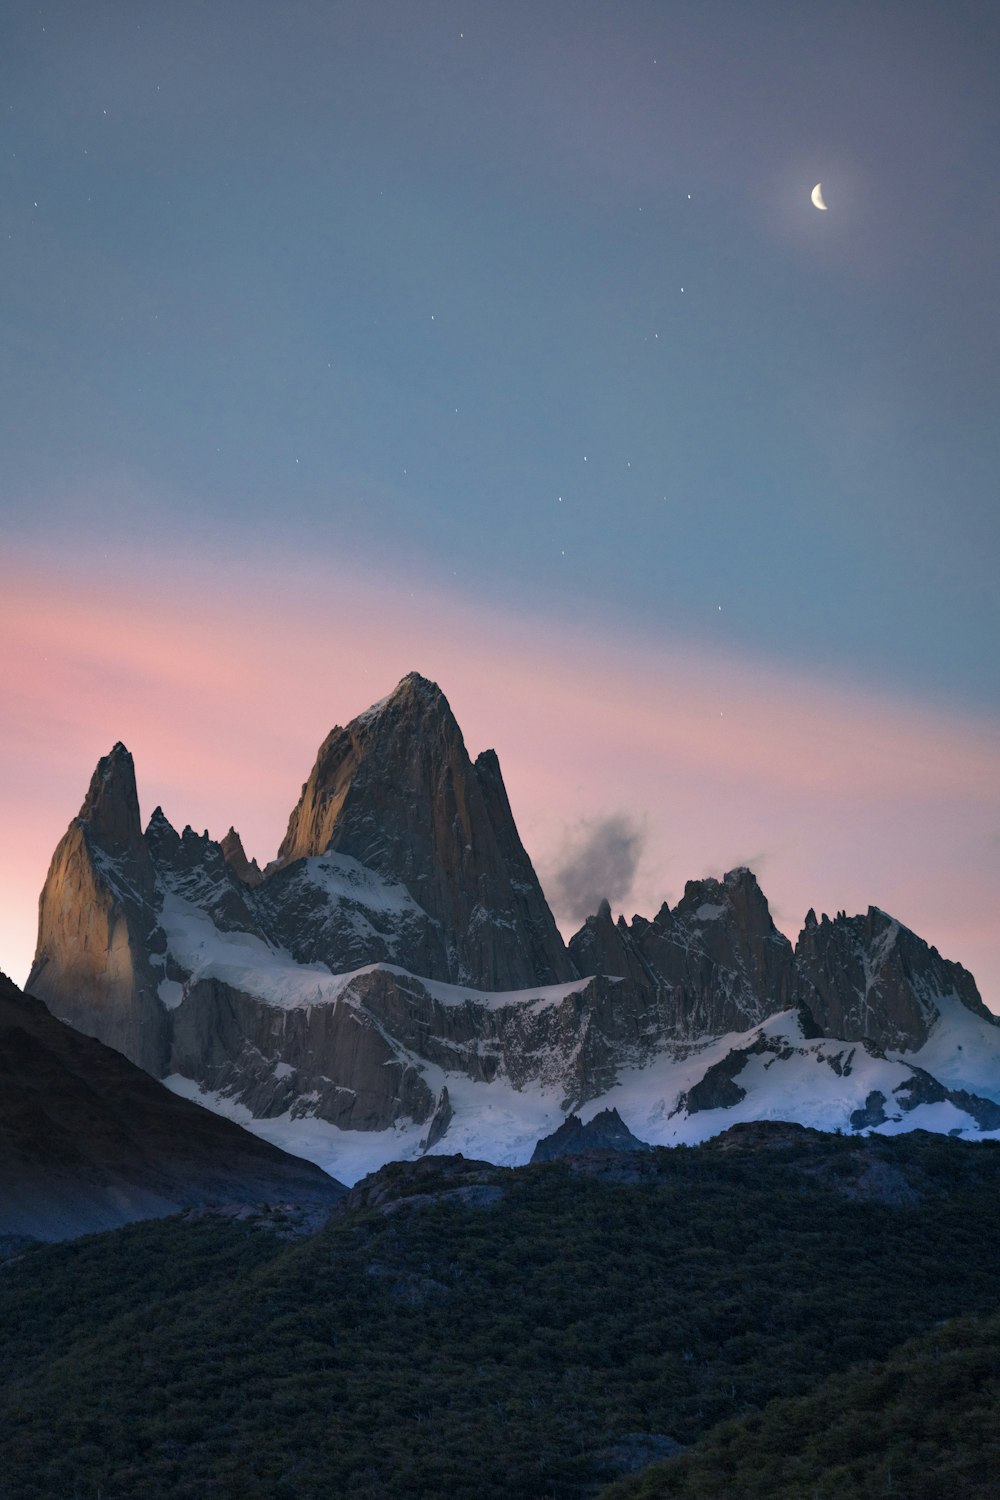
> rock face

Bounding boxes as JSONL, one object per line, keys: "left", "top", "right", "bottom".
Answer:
{"left": 28, "top": 745, "right": 170, "bottom": 1076}
{"left": 794, "top": 905, "right": 991, "bottom": 1051}
{"left": 530, "top": 1107, "right": 650, "bottom": 1162}
{"left": 0, "top": 972, "right": 343, "bottom": 1242}
{"left": 569, "top": 868, "right": 796, "bottom": 1037}
{"left": 276, "top": 673, "right": 572, "bottom": 989}
{"left": 24, "top": 672, "right": 1000, "bottom": 1175}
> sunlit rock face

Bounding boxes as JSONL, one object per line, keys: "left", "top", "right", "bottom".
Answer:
{"left": 275, "top": 672, "right": 573, "bottom": 990}
{"left": 27, "top": 744, "right": 170, "bottom": 1076}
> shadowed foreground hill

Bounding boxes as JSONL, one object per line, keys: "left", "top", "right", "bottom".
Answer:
{"left": 0, "top": 972, "right": 343, "bottom": 1240}
{"left": 2, "top": 1128, "right": 1000, "bottom": 1498}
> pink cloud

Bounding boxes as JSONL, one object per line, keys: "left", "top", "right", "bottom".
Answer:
{"left": 2, "top": 543, "right": 998, "bottom": 1013}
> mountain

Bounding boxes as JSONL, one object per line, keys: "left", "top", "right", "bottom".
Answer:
{"left": 25, "top": 672, "right": 1000, "bottom": 1184}
{"left": 0, "top": 971, "right": 344, "bottom": 1242}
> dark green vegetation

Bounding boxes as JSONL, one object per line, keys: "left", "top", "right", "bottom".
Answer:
{"left": 602, "top": 1311, "right": 1000, "bottom": 1500}
{"left": 2, "top": 1126, "right": 999, "bottom": 1499}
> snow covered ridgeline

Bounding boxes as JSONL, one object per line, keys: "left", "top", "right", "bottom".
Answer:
{"left": 166, "top": 998, "right": 1000, "bottom": 1187}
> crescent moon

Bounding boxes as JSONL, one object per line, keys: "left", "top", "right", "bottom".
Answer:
{"left": 811, "top": 183, "right": 828, "bottom": 211}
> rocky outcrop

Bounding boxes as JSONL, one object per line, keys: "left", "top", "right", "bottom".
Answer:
{"left": 276, "top": 673, "right": 573, "bottom": 990}
{"left": 794, "top": 906, "right": 991, "bottom": 1051}
{"left": 27, "top": 744, "right": 170, "bottom": 1075}
{"left": 530, "top": 1107, "right": 650, "bottom": 1162}
{"left": 220, "top": 827, "right": 263, "bottom": 887}
{"left": 570, "top": 868, "right": 796, "bottom": 1037}
{"left": 0, "top": 972, "right": 343, "bottom": 1242}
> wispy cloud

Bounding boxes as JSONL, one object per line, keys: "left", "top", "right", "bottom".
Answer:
{"left": 548, "top": 815, "right": 645, "bottom": 928}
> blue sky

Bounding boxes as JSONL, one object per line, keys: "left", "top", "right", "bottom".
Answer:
{"left": 5, "top": 0, "right": 998, "bottom": 706}
{"left": 2, "top": 3, "right": 999, "bottom": 997}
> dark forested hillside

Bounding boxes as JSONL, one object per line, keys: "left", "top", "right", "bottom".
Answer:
{"left": 600, "top": 1311, "right": 1000, "bottom": 1500}
{"left": 2, "top": 1127, "right": 1000, "bottom": 1499}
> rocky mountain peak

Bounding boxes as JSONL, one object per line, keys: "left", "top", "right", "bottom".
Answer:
{"left": 219, "top": 827, "right": 263, "bottom": 887}
{"left": 275, "top": 676, "right": 572, "bottom": 989}
{"left": 794, "top": 905, "right": 993, "bottom": 1050}
{"left": 77, "top": 742, "right": 145, "bottom": 857}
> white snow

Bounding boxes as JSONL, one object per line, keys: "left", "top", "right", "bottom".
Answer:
{"left": 298, "top": 852, "right": 429, "bottom": 918}
{"left": 694, "top": 903, "right": 726, "bottom": 921}
{"left": 906, "top": 992, "right": 1000, "bottom": 1102}
{"left": 157, "top": 979, "right": 184, "bottom": 1010}
{"left": 163, "top": 998, "right": 1000, "bottom": 1188}
{"left": 158, "top": 888, "right": 595, "bottom": 1015}
{"left": 159, "top": 891, "right": 350, "bottom": 1009}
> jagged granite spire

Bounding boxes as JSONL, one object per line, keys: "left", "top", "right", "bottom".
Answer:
{"left": 219, "top": 827, "right": 263, "bottom": 887}
{"left": 27, "top": 744, "right": 168, "bottom": 1074}
{"left": 78, "top": 742, "right": 146, "bottom": 856}
{"left": 275, "top": 673, "right": 572, "bottom": 989}
{"left": 569, "top": 867, "right": 796, "bottom": 1038}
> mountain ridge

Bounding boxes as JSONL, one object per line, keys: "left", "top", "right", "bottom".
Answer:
{"left": 24, "top": 672, "right": 999, "bottom": 1185}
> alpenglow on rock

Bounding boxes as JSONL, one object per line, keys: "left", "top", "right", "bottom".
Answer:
{"left": 26, "top": 672, "right": 1000, "bottom": 1185}
{"left": 275, "top": 673, "right": 572, "bottom": 990}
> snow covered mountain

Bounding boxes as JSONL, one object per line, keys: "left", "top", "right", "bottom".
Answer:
{"left": 26, "top": 673, "right": 1000, "bottom": 1184}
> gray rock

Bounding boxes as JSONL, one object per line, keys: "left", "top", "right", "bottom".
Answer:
{"left": 531, "top": 1107, "right": 650, "bottom": 1162}
{"left": 569, "top": 868, "right": 796, "bottom": 1039}
{"left": 275, "top": 673, "right": 573, "bottom": 990}
{"left": 794, "top": 905, "right": 991, "bottom": 1051}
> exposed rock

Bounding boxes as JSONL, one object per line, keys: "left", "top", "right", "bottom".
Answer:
{"left": 678, "top": 1033, "right": 795, "bottom": 1115}
{"left": 0, "top": 972, "right": 343, "bottom": 1242}
{"left": 421, "top": 1086, "right": 454, "bottom": 1151}
{"left": 851, "top": 1090, "right": 889, "bottom": 1130}
{"left": 893, "top": 1067, "right": 1000, "bottom": 1131}
{"left": 704, "top": 1120, "right": 814, "bottom": 1152}
{"left": 531, "top": 1107, "right": 650, "bottom": 1162}
{"left": 219, "top": 827, "right": 263, "bottom": 887}
{"left": 339, "top": 1153, "right": 507, "bottom": 1217}
{"left": 27, "top": 744, "right": 170, "bottom": 1075}
{"left": 570, "top": 868, "right": 796, "bottom": 1039}
{"left": 794, "top": 905, "right": 992, "bottom": 1051}
{"left": 275, "top": 673, "right": 573, "bottom": 990}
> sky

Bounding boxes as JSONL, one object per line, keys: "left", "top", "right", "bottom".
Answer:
{"left": 2, "top": 2, "right": 998, "bottom": 1006}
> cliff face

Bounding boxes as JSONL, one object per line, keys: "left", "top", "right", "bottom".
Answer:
{"left": 793, "top": 905, "right": 991, "bottom": 1050}
{"left": 27, "top": 745, "right": 170, "bottom": 1076}
{"left": 568, "top": 868, "right": 796, "bottom": 1039}
{"left": 276, "top": 673, "right": 573, "bottom": 989}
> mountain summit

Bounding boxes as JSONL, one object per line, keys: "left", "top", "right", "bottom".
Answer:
{"left": 25, "top": 674, "right": 1000, "bottom": 1184}
{"left": 276, "top": 673, "right": 571, "bottom": 989}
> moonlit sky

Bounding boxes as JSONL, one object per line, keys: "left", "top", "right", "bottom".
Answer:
{"left": 3, "top": 2, "right": 999, "bottom": 1005}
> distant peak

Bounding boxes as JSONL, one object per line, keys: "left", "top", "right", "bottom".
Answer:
{"left": 78, "top": 743, "right": 143, "bottom": 853}
{"left": 386, "top": 672, "right": 449, "bottom": 711}
{"left": 351, "top": 672, "right": 450, "bottom": 730}
{"left": 220, "top": 826, "right": 263, "bottom": 887}
{"left": 394, "top": 670, "right": 440, "bottom": 696}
